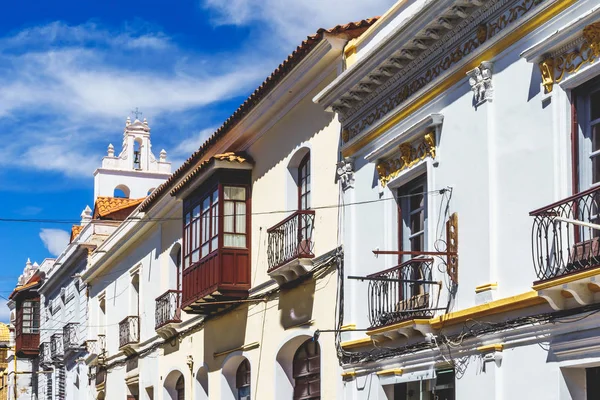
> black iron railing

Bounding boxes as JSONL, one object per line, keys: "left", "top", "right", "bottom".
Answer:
{"left": 267, "top": 210, "right": 315, "bottom": 272}
{"left": 366, "top": 258, "right": 438, "bottom": 328}
{"left": 531, "top": 186, "right": 600, "bottom": 281}
{"left": 155, "top": 290, "right": 181, "bottom": 330}
{"left": 119, "top": 316, "right": 139, "bottom": 348}
{"left": 50, "top": 333, "right": 63, "bottom": 360}
{"left": 63, "top": 323, "right": 80, "bottom": 352}
{"left": 40, "top": 342, "right": 52, "bottom": 365}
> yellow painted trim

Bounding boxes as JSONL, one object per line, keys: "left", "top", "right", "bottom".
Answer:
{"left": 532, "top": 267, "right": 600, "bottom": 290}
{"left": 341, "top": 370, "right": 357, "bottom": 379}
{"left": 477, "top": 343, "right": 504, "bottom": 353}
{"left": 342, "top": 0, "right": 578, "bottom": 157}
{"left": 340, "top": 337, "right": 373, "bottom": 349}
{"left": 475, "top": 282, "right": 498, "bottom": 293}
{"left": 430, "top": 291, "right": 545, "bottom": 329}
{"left": 340, "top": 323, "right": 357, "bottom": 331}
{"left": 366, "top": 318, "right": 431, "bottom": 336}
{"left": 376, "top": 368, "right": 404, "bottom": 376}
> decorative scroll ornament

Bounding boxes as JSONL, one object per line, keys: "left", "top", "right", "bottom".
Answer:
{"left": 539, "top": 22, "right": 600, "bottom": 93}
{"left": 467, "top": 61, "right": 493, "bottom": 106}
{"left": 336, "top": 157, "right": 355, "bottom": 191}
{"left": 376, "top": 133, "right": 436, "bottom": 187}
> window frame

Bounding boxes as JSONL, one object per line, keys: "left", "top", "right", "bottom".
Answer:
{"left": 236, "top": 359, "right": 251, "bottom": 400}
{"left": 298, "top": 153, "right": 311, "bottom": 211}
{"left": 183, "top": 182, "right": 250, "bottom": 270}
{"left": 292, "top": 339, "right": 320, "bottom": 400}
{"left": 17, "top": 299, "right": 40, "bottom": 335}
{"left": 575, "top": 78, "right": 600, "bottom": 193}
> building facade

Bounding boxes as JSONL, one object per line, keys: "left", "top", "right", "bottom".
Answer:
{"left": 81, "top": 19, "right": 376, "bottom": 400}
{"left": 313, "top": 0, "right": 600, "bottom": 399}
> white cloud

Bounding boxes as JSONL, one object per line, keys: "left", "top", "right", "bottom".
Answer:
{"left": 202, "top": 0, "right": 395, "bottom": 46}
{"left": 0, "top": 22, "right": 271, "bottom": 178}
{"left": 169, "top": 127, "right": 217, "bottom": 169}
{"left": 0, "top": 299, "right": 9, "bottom": 323}
{"left": 39, "top": 229, "right": 70, "bottom": 257}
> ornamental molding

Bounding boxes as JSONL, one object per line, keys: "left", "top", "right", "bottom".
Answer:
{"left": 376, "top": 133, "right": 436, "bottom": 188}
{"left": 336, "top": 157, "right": 355, "bottom": 191}
{"left": 537, "top": 22, "right": 600, "bottom": 93}
{"left": 467, "top": 61, "right": 494, "bottom": 106}
{"left": 335, "top": 0, "right": 552, "bottom": 145}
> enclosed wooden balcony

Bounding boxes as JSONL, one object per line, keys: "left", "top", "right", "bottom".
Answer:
{"left": 15, "top": 332, "right": 39, "bottom": 356}
{"left": 267, "top": 210, "right": 316, "bottom": 285}
{"left": 155, "top": 290, "right": 181, "bottom": 338}
{"left": 531, "top": 187, "right": 600, "bottom": 309}
{"left": 119, "top": 316, "right": 139, "bottom": 355}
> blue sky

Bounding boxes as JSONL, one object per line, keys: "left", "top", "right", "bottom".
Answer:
{"left": 0, "top": 0, "right": 395, "bottom": 320}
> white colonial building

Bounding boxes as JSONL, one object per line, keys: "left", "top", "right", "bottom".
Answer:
{"left": 80, "top": 18, "right": 376, "bottom": 400}
{"left": 313, "top": 0, "right": 600, "bottom": 399}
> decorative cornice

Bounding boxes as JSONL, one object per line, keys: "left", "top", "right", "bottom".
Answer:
{"left": 376, "top": 133, "right": 436, "bottom": 187}
{"left": 341, "top": 0, "right": 549, "bottom": 145}
{"left": 537, "top": 22, "right": 600, "bottom": 93}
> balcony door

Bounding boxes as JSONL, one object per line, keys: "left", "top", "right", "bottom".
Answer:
{"left": 298, "top": 153, "right": 312, "bottom": 253}
{"left": 397, "top": 176, "right": 428, "bottom": 304}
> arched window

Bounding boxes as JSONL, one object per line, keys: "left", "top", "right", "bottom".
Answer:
{"left": 114, "top": 184, "right": 130, "bottom": 199}
{"left": 176, "top": 375, "right": 185, "bottom": 400}
{"left": 298, "top": 153, "right": 310, "bottom": 211}
{"left": 236, "top": 359, "right": 251, "bottom": 400}
{"left": 170, "top": 244, "right": 182, "bottom": 292}
{"left": 293, "top": 339, "right": 320, "bottom": 400}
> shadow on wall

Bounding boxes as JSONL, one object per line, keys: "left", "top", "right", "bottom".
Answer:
{"left": 279, "top": 279, "right": 315, "bottom": 329}
{"left": 248, "top": 89, "right": 336, "bottom": 183}
{"left": 203, "top": 304, "right": 249, "bottom": 372}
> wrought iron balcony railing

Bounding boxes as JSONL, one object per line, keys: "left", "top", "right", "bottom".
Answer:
{"left": 267, "top": 210, "right": 315, "bottom": 272}
{"left": 363, "top": 258, "right": 440, "bottom": 328}
{"left": 63, "top": 323, "right": 81, "bottom": 353}
{"left": 119, "top": 316, "right": 139, "bottom": 349}
{"left": 155, "top": 290, "right": 181, "bottom": 330}
{"left": 531, "top": 186, "right": 600, "bottom": 282}
{"left": 50, "top": 333, "right": 63, "bottom": 360}
{"left": 39, "top": 342, "right": 52, "bottom": 365}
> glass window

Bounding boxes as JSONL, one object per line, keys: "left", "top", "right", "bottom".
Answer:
{"left": 298, "top": 154, "right": 311, "bottom": 211}
{"left": 184, "top": 188, "right": 219, "bottom": 268}
{"left": 224, "top": 186, "right": 247, "bottom": 248}
{"left": 20, "top": 300, "right": 39, "bottom": 334}
{"left": 236, "top": 359, "right": 251, "bottom": 400}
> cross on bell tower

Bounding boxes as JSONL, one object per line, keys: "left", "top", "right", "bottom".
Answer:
{"left": 131, "top": 107, "right": 143, "bottom": 120}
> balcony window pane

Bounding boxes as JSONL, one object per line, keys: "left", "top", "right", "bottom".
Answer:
{"left": 224, "top": 234, "right": 245, "bottom": 248}
{"left": 236, "top": 203, "right": 246, "bottom": 233}
{"left": 193, "top": 205, "right": 201, "bottom": 219}
{"left": 225, "top": 187, "right": 245, "bottom": 201}
{"left": 211, "top": 237, "right": 218, "bottom": 251}
{"left": 202, "top": 211, "right": 210, "bottom": 243}
{"left": 224, "top": 202, "right": 235, "bottom": 233}
{"left": 191, "top": 249, "right": 200, "bottom": 263}
{"left": 201, "top": 243, "right": 210, "bottom": 258}
{"left": 592, "top": 91, "right": 600, "bottom": 121}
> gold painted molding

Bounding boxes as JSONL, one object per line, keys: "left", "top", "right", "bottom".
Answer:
{"left": 376, "top": 368, "right": 404, "bottom": 376}
{"left": 475, "top": 282, "right": 498, "bottom": 293}
{"left": 539, "top": 22, "right": 600, "bottom": 93}
{"left": 340, "top": 323, "right": 357, "bottom": 331}
{"left": 342, "top": 0, "right": 578, "bottom": 156}
{"left": 532, "top": 267, "right": 600, "bottom": 290}
{"left": 477, "top": 343, "right": 504, "bottom": 353}
{"left": 376, "top": 132, "right": 435, "bottom": 187}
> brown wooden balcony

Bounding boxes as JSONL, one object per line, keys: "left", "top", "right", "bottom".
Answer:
{"left": 155, "top": 290, "right": 181, "bottom": 338}
{"left": 267, "top": 210, "right": 315, "bottom": 285}
{"left": 63, "top": 322, "right": 83, "bottom": 354}
{"left": 181, "top": 249, "right": 250, "bottom": 315}
{"left": 15, "top": 332, "right": 39, "bottom": 357}
{"left": 119, "top": 316, "right": 139, "bottom": 355}
{"left": 531, "top": 186, "right": 600, "bottom": 283}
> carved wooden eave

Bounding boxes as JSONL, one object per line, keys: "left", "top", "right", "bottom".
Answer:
{"left": 521, "top": 6, "right": 600, "bottom": 92}
{"left": 314, "top": 0, "right": 577, "bottom": 153}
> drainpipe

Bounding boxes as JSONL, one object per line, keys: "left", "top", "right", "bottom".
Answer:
{"left": 12, "top": 348, "right": 16, "bottom": 400}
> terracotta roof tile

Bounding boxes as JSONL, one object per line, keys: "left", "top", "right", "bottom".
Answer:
{"left": 70, "top": 225, "right": 84, "bottom": 243}
{"left": 171, "top": 152, "right": 251, "bottom": 195}
{"left": 93, "top": 197, "right": 145, "bottom": 219}
{"left": 140, "top": 17, "right": 378, "bottom": 212}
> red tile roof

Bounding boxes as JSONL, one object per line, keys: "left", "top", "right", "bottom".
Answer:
{"left": 70, "top": 225, "right": 84, "bottom": 243}
{"left": 140, "top": 17, "right": 378, "bottom": 212}
{"left": 93, "top": 197, "right": 145, "bottom": 219}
